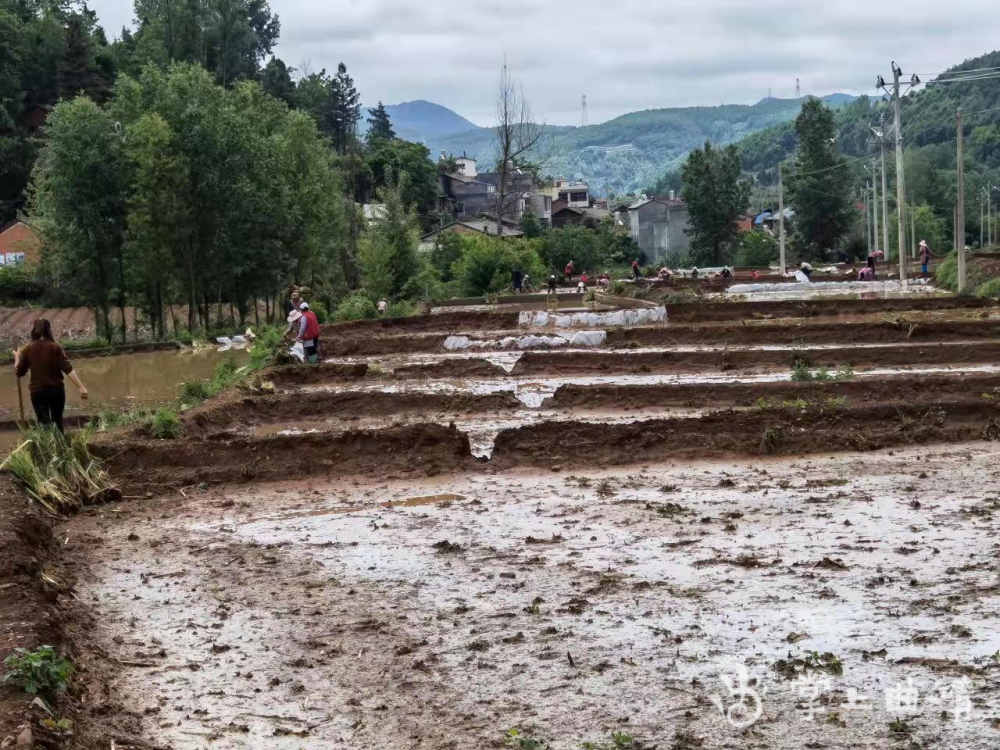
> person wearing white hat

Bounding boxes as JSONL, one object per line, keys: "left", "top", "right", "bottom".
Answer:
{"left": 295, "top": 302, "right": 321, "bottom": 364}
{"left": 919, "top": 240, "right": 934, "bottom": 276}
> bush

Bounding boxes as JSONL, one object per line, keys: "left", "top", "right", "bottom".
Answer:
{"left": 248, "top": 326, "right": 284, "bottom": 370}
{"left": 733, "top": 231, "right": 778, "bottom": 267}
{"left": 387, "top": 300, "right": 417, "bottom": 318}
{"left": 62, "top": 336, "right": 111, "bottom": 352}
{"left": 180, "top": 379, "right": 213, "bottom": 404}
{"left": 450, "top": 235, "right": 546, "bottom": 295}
{"left": 335, "top": 291, "right": 378, "bottom": 321}
{"left": 150, "top": 409, "right": 182, "bottom": 439}
{"left": 308, "top": 300, "right": 329, "bottom": 323}
{"left": 2, "top": 646, "right": 73, "bottom": 697}
{"left": 0, "top": 264, "right": 44, "bottom": 303}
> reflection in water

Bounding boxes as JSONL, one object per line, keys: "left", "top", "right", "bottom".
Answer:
{"left": 0, "top": 347, "right": 248, "bottom": 417}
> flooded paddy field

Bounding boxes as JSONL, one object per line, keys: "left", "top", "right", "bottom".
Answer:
{"left": 65, "top": 445, "right": 1000, "bottom": 749}
{"left": 7, "top": 291, "right": 1000, "bottom": 750}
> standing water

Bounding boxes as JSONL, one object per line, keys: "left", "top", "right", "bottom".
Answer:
{"left": 0, "top": 346, "right": 247, "bottom": 418}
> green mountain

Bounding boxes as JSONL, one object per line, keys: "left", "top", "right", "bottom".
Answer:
{"left": 424, "top": 95, "right": 853, "bottom": 194}
{"left": 737, "top": 50, "right": 1000, "bottom": 246}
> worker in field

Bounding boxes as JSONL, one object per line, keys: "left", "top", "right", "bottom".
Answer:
{"left": 296, "top": 302, "right": 322, "bottom": 364}
{"left": 12, "top": 319, "right": 89, "bottom": 433}
{"left": 564, "top": 260, "right": 575, "bottom": 283}
{"left": 631, "top": 258, "right": 641, "bottom": 280}
{"left": 919, "top": 241, "right": 934, "bottom": 276}
{"left": 547, "top": 274, "right": 558, "bottom": 294}
{"left": 283, "top": 286, "right": 302, "bottom": 318}
{"left": 377, "top": 298, "right": 389, "bottom": 316}
{"left": 799, "top": 261, "right": 813, "bottom": 280}
{"left": 512, "top": 267, "right": 524, "bottom": 293}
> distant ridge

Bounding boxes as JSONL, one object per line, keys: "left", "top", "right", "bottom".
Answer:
{"left": 379, "top": 100, "right": 478, "bottom": 144}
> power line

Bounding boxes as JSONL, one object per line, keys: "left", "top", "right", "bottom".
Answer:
{"left": 782, "top": 153, "right": 871, "bottom": 180}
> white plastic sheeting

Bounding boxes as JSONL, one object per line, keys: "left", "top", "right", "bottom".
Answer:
{"left": 443, "top": 331, "right": 606, "bottom": 351}
{"left": 518, "top": 306, "right": 666, "bottom": 329}
{"left": 727, "top": 278, "right": 934, "bottom": 296}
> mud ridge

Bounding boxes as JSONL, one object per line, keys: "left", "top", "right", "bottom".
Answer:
{"left": 183, "top": 390, "right": 525, "bottom": 434}
{"left": 548, "top": 372, "right": 1000, "bottom": 410}
{"left": 666, "top": 296, "right": 995, "bottom": 323}
{"left": 491, "top": 400, "right": 1000, "bottom": 467}
{"left": 92, "top": 423, "right": 475, "bottom": 494}
{"left": 512, "top": 341, "right": 1000, "bottom": 376}
{"left": 263, "top": 362, "right": 370, "bottom": 386}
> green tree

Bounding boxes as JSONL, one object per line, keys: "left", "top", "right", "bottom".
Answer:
{"left": 260, "top": 56, "right": 293, "bottom": 104}
{"left": 328, "top": 61, "right": 360, "bottom": 155}
{"left": 733, "top": 230, "right": 778, "bottom": 267}
{"left": 365, "top": 138, "right": 437, "bottom": 227}
{"left": 787, "top": 99, "right": 854, "bottom": 260}
{"left": 450, "top": 235, "right": 546, "bottom": 296}
{"left": 680, "top": 141, "right": 750, "bottom": 266}
{"left": 519, "top": 209, "right": 543, "bottom": 238}
{"left": 28, "top": 96, "right": 128, "bottom": 341}
{"left": 358, "top": 169, "right": 419, "bottom": 300}
{"left": 540, "top": 226, "right": 602, "bottom": 274}
{"left": 366, "top": 101, "right": 394, "bottom": 144}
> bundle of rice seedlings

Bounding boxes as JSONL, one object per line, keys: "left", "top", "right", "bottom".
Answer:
{"left": 1, "top": 426, "right": 120, "bottom": 515}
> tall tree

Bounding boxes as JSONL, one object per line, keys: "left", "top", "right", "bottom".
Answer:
{"left": 261, "top": 56, "right": 293, "bottom": 104}
{"left": 328, "top": 62, "right": 360, "bottom": 155}
{"left": 788, "top": 98, "right": 853, "bottom": 260}
{"left": 680, "top": 141, "right": 750, "bottom": 266}
{"left": 490, "top": 63, "right": 543, "bottom": 234}
{"left": 28, "top": 96, "right": 128, "bottom": 341}
{"left": 358, "top": 168, "right": 418, "bottom": 300}
{"left": 365, "top": 100, "right": 394, "bottom": 144}
{"left": 365, "top": 137, "right": 436, "bottom": 226}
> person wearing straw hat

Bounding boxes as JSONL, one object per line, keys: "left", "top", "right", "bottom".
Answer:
{"left": 12, "top": 319, "right": 88, "bottom": 433}
{"left": 919, "top": 240, "right": 934, "bottom": 276}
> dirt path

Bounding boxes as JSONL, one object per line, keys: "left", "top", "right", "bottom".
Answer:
{"left": 64, "top": 445, "right": 1000, "bottom": 749}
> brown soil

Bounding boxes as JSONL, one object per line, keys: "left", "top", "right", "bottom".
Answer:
{"left": 322, "top": 310, "right": 519, "bottom": 335}
{"left": 393, "top": 358, "right": 508, "bottom": 380}
{"left": 182, "top": 390, "right": 525, "bottom": 434}
{"left": 512, "top": 341, "right": 1000, "bottom": 376}
{"left": 0, "top": 476, "right": 145, "bottom": 750}
{"left": 548, "top": 372, "right": 1000, "bottom": 410}
{"left": 666, "top": 296, "right": 995, "bottom": 323}
{"left": 491, "top": 400, "right": 1000, "bottom": 468}
{"left": 91, "top": 423, "right": 476, "bottom": 494}
{"left": 609, "top": 318, "right": 1000, "bottom": 347}
{"left": 263, "top": 362, "right": 370, "bottom": 386}
{"left": 310, "top": 319, "right": 1000, "bottom": 359}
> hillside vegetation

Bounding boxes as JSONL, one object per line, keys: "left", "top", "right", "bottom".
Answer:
{"left": 736, "top": 51, "right": 1000, "bottom": 246}
{"left": 422, "top": 95, "right": 852, "bottom": 193}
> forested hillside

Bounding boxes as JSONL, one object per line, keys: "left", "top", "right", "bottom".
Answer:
{"left": 427, "top": 95, "right": 852, "bottom": 194}
{"left": 734, "top": 50, "right": 1000, "bottom": 247}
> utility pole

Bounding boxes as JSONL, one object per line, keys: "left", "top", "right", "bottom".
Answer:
{"left": 879, "top": 64, "right": 919, "bottom": 282}
{"left": 778, "top": 164, "right": 787, "bottom": 275}
{"left": 957, "top": 108, "right": 966, "bottom": 291}
{"left": 981, "top": 191, "right": 985, "bottom": 250}
{"left": 865, "top": 182, "right": 872, "bottom": 258}
{"left": 910, "top": 199, "right": 916, "bottom": 260}
{"left": 871, "top": 160, "right": 881, "bottom": 260}
{"left": 892, "top": 64, "right": 908, "bottom": 282}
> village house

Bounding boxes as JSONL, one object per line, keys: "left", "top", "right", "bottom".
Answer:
{"left": 628, "top": 193, "right": 691, "bottom": 262}
{"left": 0, "top": 220, "right": 41, "bottom": 268}
{"left": 418, "top": 219, "right": 523, "bottom": 252}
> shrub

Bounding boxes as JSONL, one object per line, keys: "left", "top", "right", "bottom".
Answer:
{"left": 335, "top": 291, "right": 378, "bottom": 321}
{"left": 150, "top": 409, "right": 182, "bottom": 439}
{"left": 308, "top": 300, "right": 329, "bottom": 323}
{"left": 180, "top": 379, "right": 213, "bottom": 404}
{"left": 387, "top": 300, "right": 417, "bottom": 318}
{"left": 2, "top": 646, "right": 73, "bottom": 697}
{"left": 248, "top": 326, "right": 285, "bottom": 370}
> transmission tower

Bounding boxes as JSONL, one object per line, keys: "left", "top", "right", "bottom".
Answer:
{"left": 796, "top": 78, "right": 801, "bottom": 98}
{"left": 581, "top": 95, "right": 588, "bottom": 127}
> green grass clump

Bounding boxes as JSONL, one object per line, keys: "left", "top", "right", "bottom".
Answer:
{"left": 150, "top": 409, "right": 183, "bottom": 440}
{"left": 1, "top": 426, "right": 117, "bottom": 515}
{"left": 2, "top": 646, "right": 73, "bottom": 698}
{"left": 761, "top": 426, "right": 785, "bottom": 454}
{"left": 505, "top": 729, "right": 549, "bottom": 750}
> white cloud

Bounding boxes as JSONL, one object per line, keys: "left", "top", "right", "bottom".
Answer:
{"left": 88, "top": 0, "right": 999, "bottom": 125}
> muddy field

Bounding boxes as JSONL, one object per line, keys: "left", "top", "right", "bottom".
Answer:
{"left": 4, "top": 292, "right": 1000, "bottom": 749}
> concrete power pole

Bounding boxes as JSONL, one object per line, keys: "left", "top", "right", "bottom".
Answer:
{"left": 865, "top": 183, "right": 872, "bottom": 258}
{"left": 891, "top": 64, "right": 908, "bottom": 284}
{"left": 778, "top": 165, "right": 787, "bottom": 275}
{"left": 957, "top": 108, "right": 966, "bottom": 292}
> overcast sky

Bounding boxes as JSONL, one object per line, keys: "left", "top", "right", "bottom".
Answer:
{"left": 88, "top": 0, "right": 998, "bottom": 126}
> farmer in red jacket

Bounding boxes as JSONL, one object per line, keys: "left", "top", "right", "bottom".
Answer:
{"left": 296, "top": 302, "right": 322, "bottom": 364}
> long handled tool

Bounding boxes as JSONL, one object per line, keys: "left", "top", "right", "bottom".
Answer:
{"left": 15, "top": 372, "right": 25, "bottom": 426}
